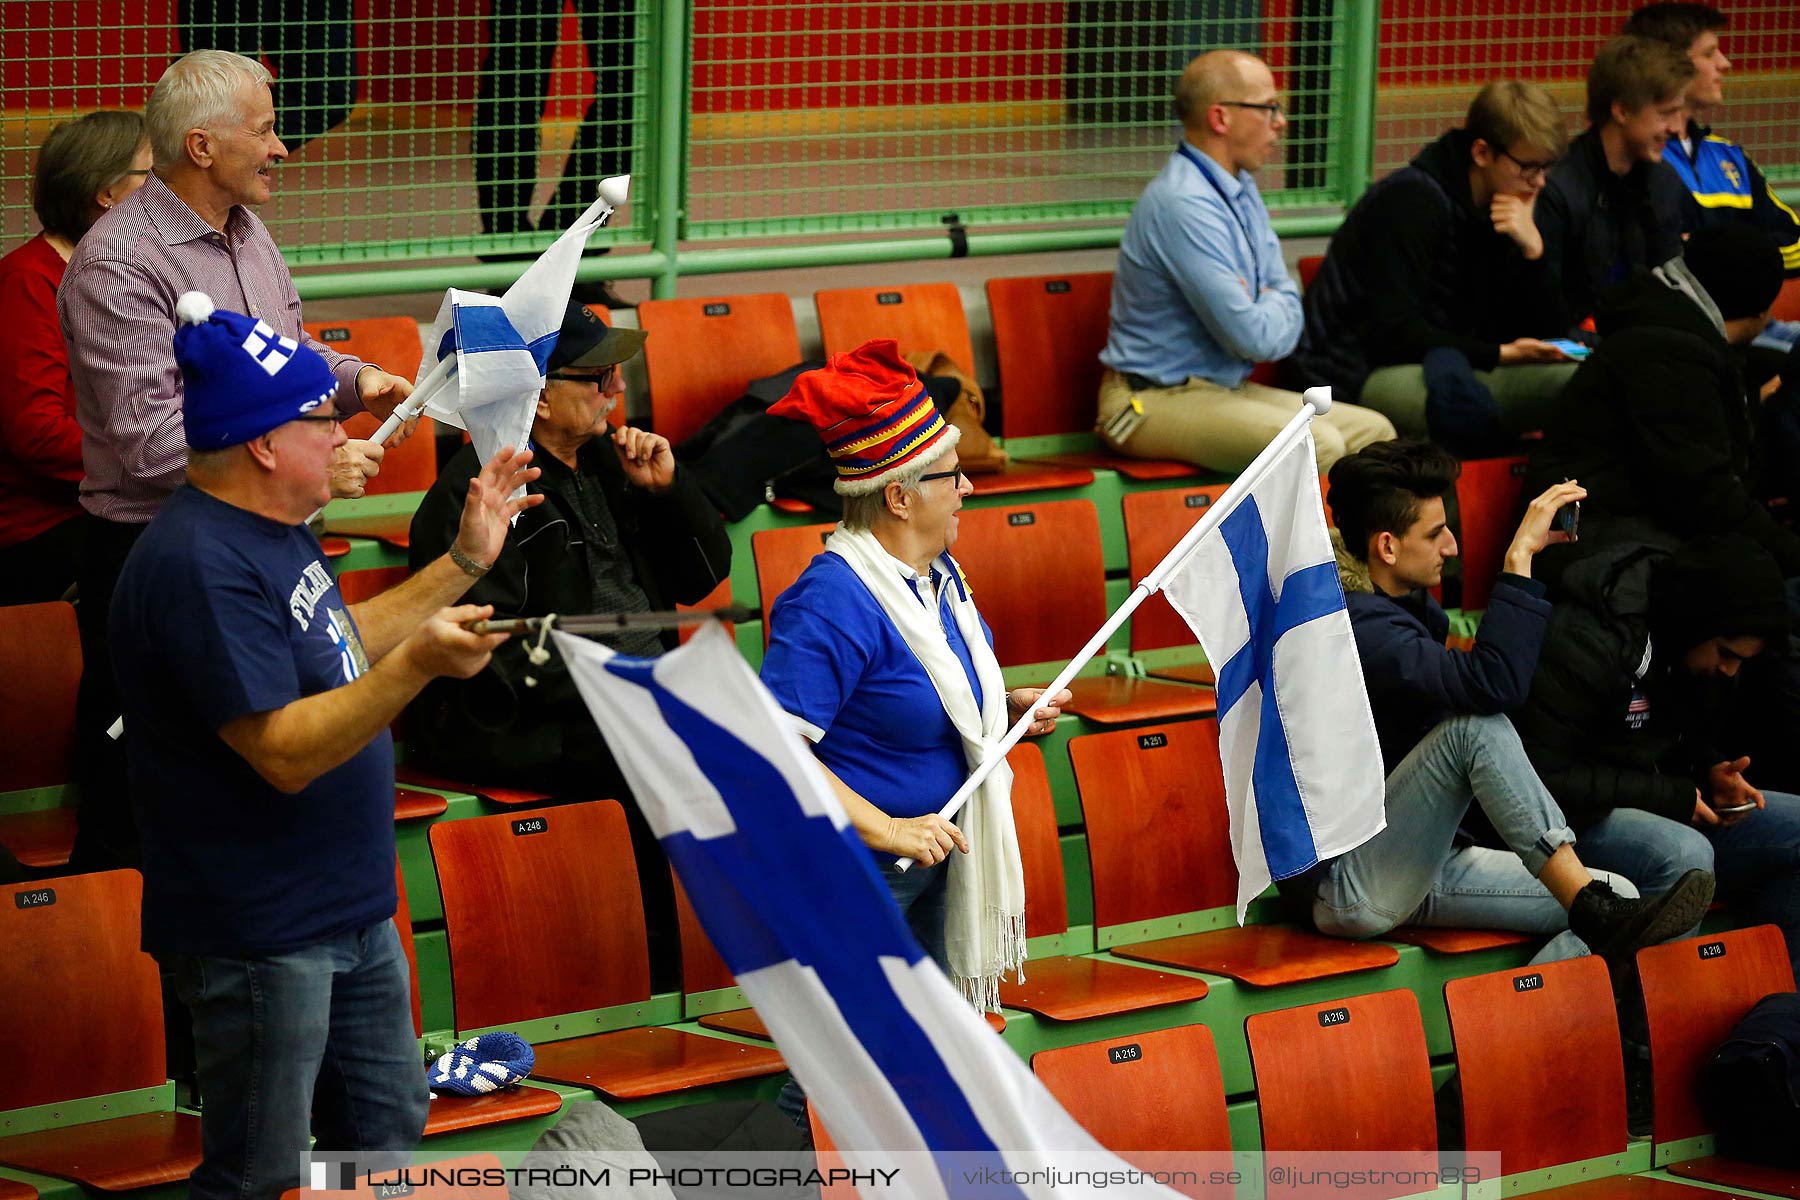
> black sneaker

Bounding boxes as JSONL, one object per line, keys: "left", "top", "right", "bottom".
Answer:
{"left": 1568, "top": 869, "right": 1715, "bottom": 969}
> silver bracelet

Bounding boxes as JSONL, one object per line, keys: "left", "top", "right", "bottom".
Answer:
{"left": 449, "top": 544, "right": 490, "bottom": 578}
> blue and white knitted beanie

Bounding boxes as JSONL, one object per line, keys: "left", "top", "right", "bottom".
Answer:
{"left": 173, "top": 290, "right": 339, "bottom": 450}
{"left": 427, "top": 1032, "right": 536, "bottom": 1096}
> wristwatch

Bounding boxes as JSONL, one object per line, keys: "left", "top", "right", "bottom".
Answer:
{"left": 449, "top": 544, "right": 491, "bottom": 578}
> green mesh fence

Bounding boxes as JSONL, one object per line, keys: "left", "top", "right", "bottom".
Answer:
{"left": 681, "top": 1, "right": 1346, "bottom": 240}
{"left": 2, "top": 3, "right": 1793, "bottom": 286}
{"left": 0, "top": 1, "right": 654, "bottom": 265}
{"left": 1374, "top": 0, "right": 1800, "bottom": 186}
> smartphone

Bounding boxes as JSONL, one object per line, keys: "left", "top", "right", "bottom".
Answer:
{"left": 1553, "top": 480, "right": 1580, "bottom": 539}
{"left": 1717, "top": 801, "right": 1759, "bottom": 814}
{"left": 1545, "top": 338, "right": 1592, "bottom": 360}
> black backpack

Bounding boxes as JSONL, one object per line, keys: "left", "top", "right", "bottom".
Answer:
{"left": 1697, "top": 990, "right": 1800, "bottom": 1166}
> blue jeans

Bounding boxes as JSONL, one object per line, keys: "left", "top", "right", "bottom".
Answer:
{"left": 1313, "top": 715, "right": 1632, "bottom": 963}
{"left": 1707, "top": 789, "right": 1800, "bottom": 972}
{"left": 167, "top": 920, "right": 428, "bottom": 1200}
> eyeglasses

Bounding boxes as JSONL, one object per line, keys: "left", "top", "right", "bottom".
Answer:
{"left": 547, "top": 366, "right": 619, "bottom": 389}
{"left": 119, "top": 168, "right": 151, "bottom": 178}
{"left": 917, "top": 466, "right": 965, "bottom": 485}
{"left": 290, "top": 413, "right": 339, "bottom": 426}
{"left": 1497, "top": 148, "right": 1558, "bottom": 180}
{"left": 1220, "top": 99, "right": 1284, "bottom": 120}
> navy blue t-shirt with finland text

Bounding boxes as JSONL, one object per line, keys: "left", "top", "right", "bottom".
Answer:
{"left": 111, "top": 484, "right": 396, "bottom": 957}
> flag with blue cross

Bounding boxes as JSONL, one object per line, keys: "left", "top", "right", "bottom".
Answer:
{"left": 1162, "top": 427, "right": 1387, "bottom": 920}
{"left": 553, "top": 622, "right": 1180, "bottom": 1199}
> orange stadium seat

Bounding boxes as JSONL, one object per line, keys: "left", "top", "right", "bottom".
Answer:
{"left": 1455, "top": 456, "right": 1527, "bottom": 612}
{"left": 0, "top": 871, "right": 202, "bottom": 1191}
{"left": 1032, "top": 1023, "right": 1233, "bottom": 1198}
{"left": 814, "top": 281, "right": 1095, "bottom": 498}
{"left": 0, "top": 601, "right": 80, "bottom": 869}
{"left": 986, "top": 271, "right": 1200, "bottom": 482}
{"left": 430, "top": 800, "right": 785, "bottom": 1100}
{"left": 1248, "top": 989, "right": 1437, "bottom": 1200}
{"left": 1073, "top": 721, "right": 1398, "bottom": 987}
{"left": 637, "top": 293, "right": 802, "bottom": 447}
{"left": 391, "top": 864, "right": 563, "bottom": 1136}
{"left": 1639, "top": 925, "right": 1800, "bottom": 1196}
{"left": 951, "top": 500, "right": 1216, "bottom": 723}
{"left": 999, "top": 743, "right": 1211, "bottom": 1021}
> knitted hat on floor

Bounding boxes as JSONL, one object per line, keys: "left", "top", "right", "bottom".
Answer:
{"left": 426, "top": 1032, "right": 536, "bottom": 1096}
{"left": 173, "top": 291, "right": 339, "bottom": 449}
{"left": 768, "top": 338, "right": 959, "bottom": 496}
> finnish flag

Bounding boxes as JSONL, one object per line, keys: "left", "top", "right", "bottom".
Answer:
{"left": 555, "top": 624, "right": 1180, "bottom": 1199}
{"left": 1161, "top": 428, "right": 1386, "bottom": 920}
{"left": 417, "top": 189, "right": 617, "bottom": 498}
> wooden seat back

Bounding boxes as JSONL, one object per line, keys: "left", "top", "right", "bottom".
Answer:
{"left": 1444, "top": 954, "right": 1626, "bottom": 1173}
{"left": 0, "top": 870, "right": 166, "bottom": 1109}
{"left": 1033, "top": 1023, "right": 1231, "bottom": 1194}
{"left": 0, "top": 601, "right": 79, "bottom": 791}
{"left": 985, "top": 272, "right": 1113, "bottom": 438}
{"left": 750, "top": 522, "right": 836, "bottom": 649}
{"left": 1247, "top": 988, "right": 1437, "bottom": 1200}
{"left": 429, "top": 800, "right": 651, "bottom": 1032}
{"left": 638, "top": 293, "right": 802, "bottom": 446}
{"left": 949, "top": 499, "right": 1106, "bottom": 667}
{"left": 1122, "top": 485, "right": 1233, "bottom": 652}
{"left": 303, "top": 316, "right": 438, "bottom": 493}
{"left": 1070, "top": 721, "right": 1234, "bottom": 926}
{"left": 1455, "top": 456, "right": 1528, "bottom": 611}
{"left": 1638, "top": 924, "right": 1796, "bottom": 1145}
{"left": 815, "top": 283, "right": 976, "bottom": 376}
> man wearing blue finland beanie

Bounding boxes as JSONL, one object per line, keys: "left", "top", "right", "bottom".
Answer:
{"left": 110, "top": 293, "right": 545, "bottom": 1200}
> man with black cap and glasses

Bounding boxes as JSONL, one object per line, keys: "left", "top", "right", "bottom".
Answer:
{"left": 406, "top": 300, "right": 730, "bottom": 987}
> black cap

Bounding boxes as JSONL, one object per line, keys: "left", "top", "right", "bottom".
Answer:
{"left": 546, "top": 299, "right": 647, "bottom": 372}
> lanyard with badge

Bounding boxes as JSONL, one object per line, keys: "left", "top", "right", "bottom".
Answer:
{"left": 1177, "top": 141, "right": 1262, "bottom": 287}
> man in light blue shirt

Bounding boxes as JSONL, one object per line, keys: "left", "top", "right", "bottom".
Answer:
{"left": 1099, "top": 49, "right": 1394, "bottom": 471}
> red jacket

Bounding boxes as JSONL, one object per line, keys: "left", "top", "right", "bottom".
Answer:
{"left": 0, "top": 233, "right": 81, "bottom": 547}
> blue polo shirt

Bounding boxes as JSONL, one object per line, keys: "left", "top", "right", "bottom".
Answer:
{"left": 761, "top": 551, "right": 989, "bottom": 821}
{"left": 111, "top": 484, "right": 396, "bottom": 957}
{"left": 1101, "top": 143, "right": 1303, "bottom": 387}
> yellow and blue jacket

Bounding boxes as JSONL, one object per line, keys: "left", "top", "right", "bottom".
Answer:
{"left": 1667, "top": 122, "right": 1800, "bottom": 277}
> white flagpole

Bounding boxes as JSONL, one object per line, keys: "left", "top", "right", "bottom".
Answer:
{"left": 369, "top": 352, "right": 455, "bottom": 445}
{"left": 895, "top": 385, "right": 1334, "bottom": 868}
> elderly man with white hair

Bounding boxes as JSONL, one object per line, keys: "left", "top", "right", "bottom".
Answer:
{"left": 58, "top": 49, "right": 416, "bottom": 872}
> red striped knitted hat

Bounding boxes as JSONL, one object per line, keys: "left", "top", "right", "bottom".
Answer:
{"left": 770, "top": 339, "right": 960, "bottom": 496}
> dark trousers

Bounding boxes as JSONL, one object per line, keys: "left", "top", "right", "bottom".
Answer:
{"left": 178, "top": 0, "right": 359, "bottom": 153}
{"left": 0, "top": 514, "right": 82, "bottom": 606}
{"left": 68, "top": 513, "right": 146, "bottom": 873}
{"left": 473, "top": 0, "right": 637, "bottom": 237}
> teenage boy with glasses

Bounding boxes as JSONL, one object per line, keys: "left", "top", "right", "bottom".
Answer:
{"left": 1290, "top": 81, "right": 1580, "bottom": 455}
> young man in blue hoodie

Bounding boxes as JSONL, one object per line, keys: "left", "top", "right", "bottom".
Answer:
{"left": 1278, "top": 439, "right": 1713, "bottom": 968}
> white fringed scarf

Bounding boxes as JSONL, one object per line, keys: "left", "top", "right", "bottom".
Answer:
{"left": 825, "top": 524, "right": 1027, "bottom": 1011}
